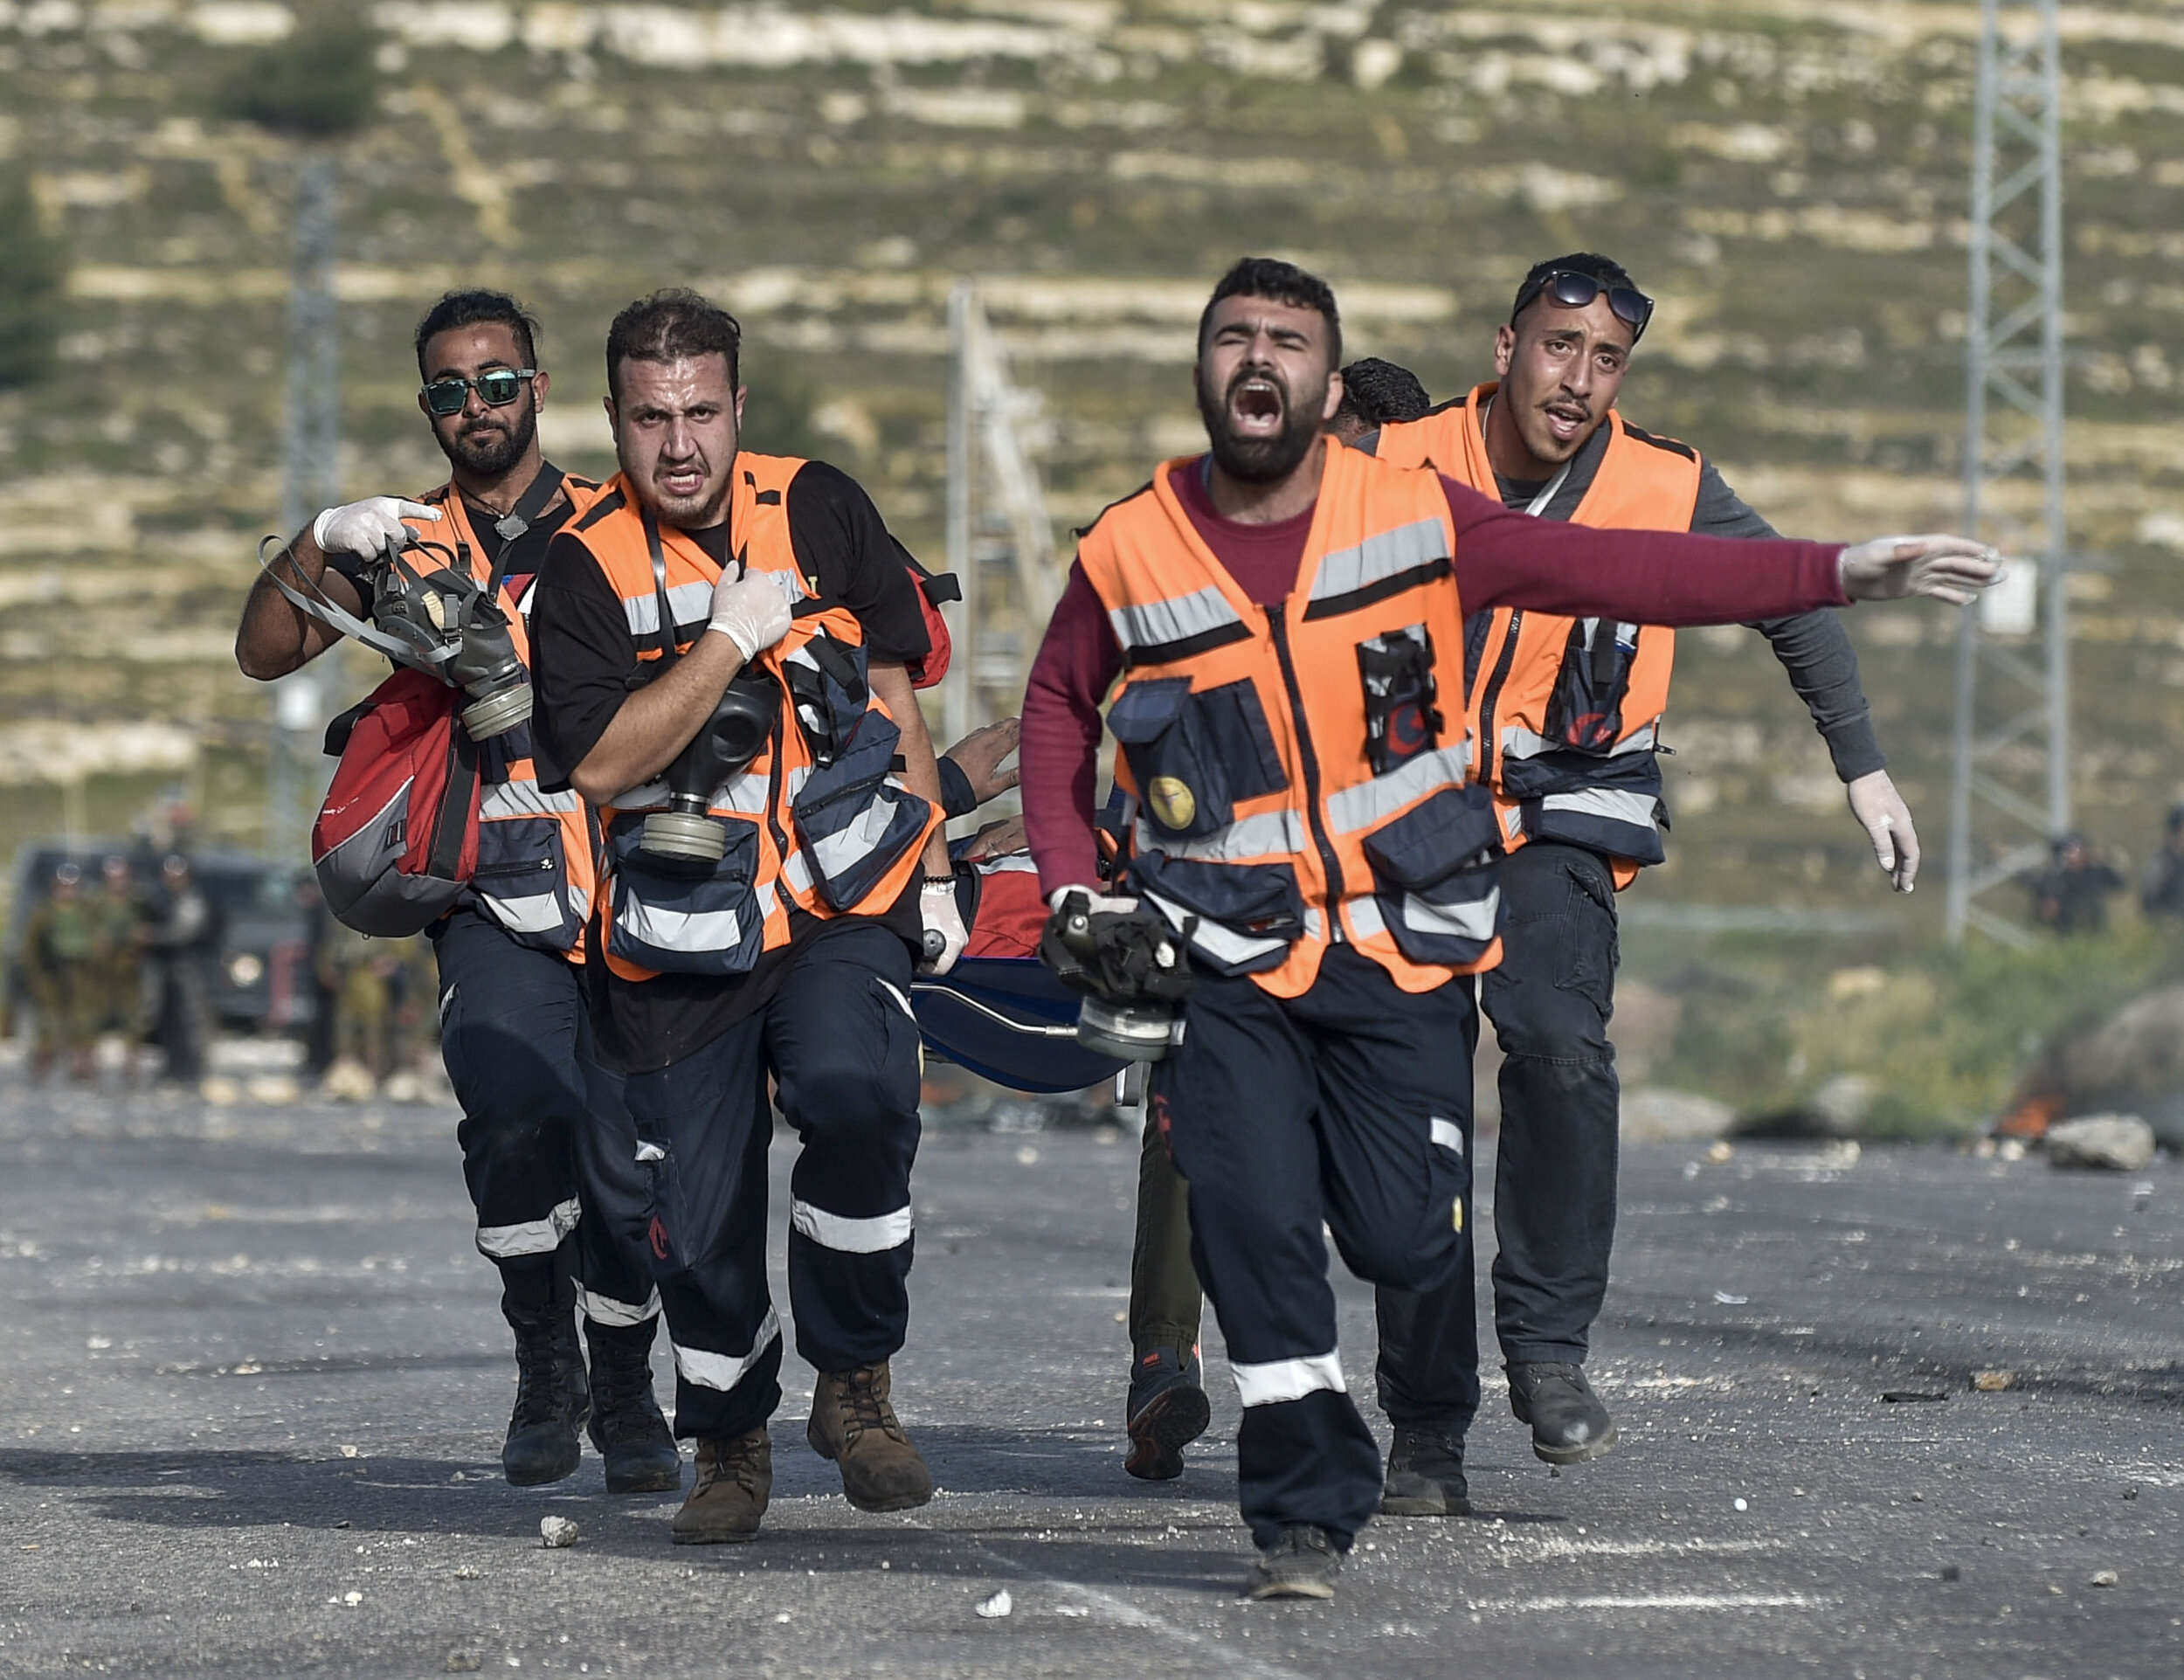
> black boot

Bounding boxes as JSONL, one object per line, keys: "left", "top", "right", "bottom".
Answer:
{"left": 1507, "top": 1361, "right": 1617, "bottom": 1465}
{"left": 501, "top": 1257, "right": 588, "bottom": 1487}
{"left": 1381, "top": 1421, "right": 1470, "bottom": 1516}
{"left": 585, "top": 1318, "right": 681, "bottom": 1494}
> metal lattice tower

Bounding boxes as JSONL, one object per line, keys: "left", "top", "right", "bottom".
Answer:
{"left": 1945, "top": 0, "right": 2068, "bottom": 948}
{"left": 943, "top": 281, "right": 1060, "bottom": 755}
{"left": 266, "top": 153, "right": 342, "bottom": 869}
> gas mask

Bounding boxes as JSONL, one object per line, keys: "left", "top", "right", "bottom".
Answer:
{"left": 1039, "top": 888, "right": 1196, "bottom": 1061}
{"left": 362, "top": 535, "right": 533, "bottom": 740}
{"left": 639, "top": 668, "right": 784, "bottom": 863}
{"left": 259, "top": 531, "right": 533, "bottom": 741}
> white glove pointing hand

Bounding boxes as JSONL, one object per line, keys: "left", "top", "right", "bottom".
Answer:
{"left": 1838, "top": 535, "right": 2005, "bottom": 605}
{"left": 707, "top": 569, "right": 792, "bottom": 662}
{"left": 313, "top": 497, "right": 440, "bottom": 557}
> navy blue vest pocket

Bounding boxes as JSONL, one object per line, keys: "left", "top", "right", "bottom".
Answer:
{"left": 783, "top": 631, "right": 869, "bottom": 768}
{"left": 1362, "top": 785, "right": 1503, "bottom": 966}
{"left": 473, "top": 812, "right": 582, "bottom": 953}
{"left": 1128, "top": 851, "right": 1303, "bottom": 976}
{"left": 791, "top": 711, "right": 932, "bottom": 911}
{"left": 605, "top": 811, "right": 767, "bottom": 975}
{"left": 1109, "top": 677, "right": 1285, "bottom": 842}
{"left": 1502, "top": 748, "right": 1666, "bottom": 866}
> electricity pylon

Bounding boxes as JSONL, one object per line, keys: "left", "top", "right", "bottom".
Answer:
{"left": 1945, "top": 0, "right": 2068, "bottom": 948}
{"left": 266, "top": 152, "right": 342, "bottom": 869}
{"left": 943, "top": 282, "right": 1061, "bottom": 755}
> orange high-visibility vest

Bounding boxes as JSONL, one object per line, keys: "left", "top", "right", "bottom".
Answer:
{"left": 1075, "top": 442, "right": 1501, "bottom": 998}
{"left": 1375, "top": 384, "right": 1701, "bottom": 888}
{"left": 398, "top": 470, "right": 604, "bottom": 959}
{"left": 558, "top": 454, "right": 937, "bottom": 984}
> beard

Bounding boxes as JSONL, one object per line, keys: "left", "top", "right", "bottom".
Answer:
{"left": 1196, "top": 363, "right": 1325, "bottom": 484}
{"left": 437, "top": 400, "right": 536, "bottom": 479}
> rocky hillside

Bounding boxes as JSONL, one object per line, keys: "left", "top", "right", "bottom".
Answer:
{"left": 4, "top": 0, "right": 2184, "bottom": 923}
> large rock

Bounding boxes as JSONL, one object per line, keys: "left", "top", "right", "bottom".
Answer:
{"left": 1621, "top": 1088, "right": 1737, "bottom": 1143}
{"left": 2014, "top": 985, "right": 2184, "bottom": 1148}
{"left": 2046, "top": 1113, "right": 2157, "bottom": 1172}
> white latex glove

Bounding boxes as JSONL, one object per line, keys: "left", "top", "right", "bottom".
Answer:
{"left": 918, "top": 876, "right": 969, "bottom": 975}
{"left": 1838, "top": 535, "right": 2004, "bottom": 605}
{"left": 1845, "top": 768, "right": 1920, "bottom": 894}
{"left": 1047, "top": 884, "right": 1141, "bottom": 917}
{"left": 313, "top": 497, "right": 439, "bottom": 557}
{"left": 707, "top": 569, "right": 792, "bottom": 662}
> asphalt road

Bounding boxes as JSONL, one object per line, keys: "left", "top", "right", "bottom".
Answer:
{"left": 3, "top": 1058, "right": 2181, "bottom": 1678}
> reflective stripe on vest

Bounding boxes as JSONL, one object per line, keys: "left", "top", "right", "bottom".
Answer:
{"left": 1076, "top": 443, "right": 1501, "bottom": 999}
{"left": 567, "top": 455, "right": 936, "bottom": 983}
{"left": 404, "top": 473, "right": 605, "bottom": 960}
{"left": 1374, "top": 386, "right": 1701, "bottom": 884}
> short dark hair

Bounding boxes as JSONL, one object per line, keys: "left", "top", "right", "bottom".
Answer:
{"left": 1510, "top": 252, "right": 1638, "bottom": 326}
{"left": 413, "top": 289, "right": 539, "bottom": 379}
{"left": 1198, "top": 257, "right": 1342, "bottom": 366}
{"left": 605, "top": 287, "right": 742, "bottom": 402}
{"left": 1333, "top": 357, "right": 1431, "bottom": 430}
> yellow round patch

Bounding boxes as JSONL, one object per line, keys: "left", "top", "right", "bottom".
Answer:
{"left": 1148, "top": 776, "right": 1197, "bottom": 832}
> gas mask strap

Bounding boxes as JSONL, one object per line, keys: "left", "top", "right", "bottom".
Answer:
{"left": 255, "top": 534, "right": 454, "bottom": 672}
{"left": 642, "top": 511, "right": 686, "bottom": 662}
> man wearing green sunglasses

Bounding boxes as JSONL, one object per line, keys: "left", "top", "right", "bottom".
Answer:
{"left": 237, "top": 290, "right": 681, "bottom": 1499}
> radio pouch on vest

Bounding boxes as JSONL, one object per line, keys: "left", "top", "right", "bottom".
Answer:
{"left": 1357, "top": 626, "right": 1442, "bottom": 776}
{"left": 312, "top": 667, "right": 481, "bottom": 937}
{"left": 1543, "top": 619, "right": 1640, "bottom": 753}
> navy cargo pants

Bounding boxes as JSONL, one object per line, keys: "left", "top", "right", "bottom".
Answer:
{"left": 432, "top": 907, "right": 658, "bottom": 1326}
{"left": 1152, "top": 944, "right": 1476, "bottom": 1550}
{"left": 621, "top": 923, "right": 923, "bottom": 1441}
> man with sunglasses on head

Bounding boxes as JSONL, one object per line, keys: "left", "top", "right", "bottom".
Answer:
{"left": 1347, "top": 252, "right": 1919, "bottom": 1501}
{"left": 237, "top": 289, "right": 681, "bottom": 1498}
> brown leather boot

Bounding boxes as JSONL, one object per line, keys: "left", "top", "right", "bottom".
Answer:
{"left": 806, "top": 1362, "right": 933, "bottom": 1512}
{"left": 669, "top": 1428, "right": 771, "bottom": 1545}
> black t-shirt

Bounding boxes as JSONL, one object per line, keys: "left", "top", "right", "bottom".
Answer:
{"left": 527, "top": 458, "right": 930, "bottom": 1072}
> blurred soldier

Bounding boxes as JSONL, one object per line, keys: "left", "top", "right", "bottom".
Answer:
{"left": 2142, "top": 805, "right": 2184, "bottom": 921}
{"left": 141, "top": 854, "right": 218, "bottom": 1084}
{"left": 93, "top": 855, "right": 143, "bottom": 1063}
{"left": 236, "top": 289, "right": 676, "bottom": 1495}
{"left": 2029, "top": 833, "right": 2123, "bottom": 936}
{"left": 23, "top": 862, "right": 100, "bottom": 1082}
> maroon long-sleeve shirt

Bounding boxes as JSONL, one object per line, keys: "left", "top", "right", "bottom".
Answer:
{"left": 1021, "top": 455, "right": 1852, "bottom": 893}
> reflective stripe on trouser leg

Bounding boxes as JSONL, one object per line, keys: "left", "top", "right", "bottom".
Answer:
{"left": 476, "top": 1196, "right": 580, "bottom": 1259}
{"left": 765, "top": 926, "right": 923, "bottom": 1375}
{"left": 623, "top": 1013, "right": 783, "bottom": 1441}
{"left": 576, "top": 1282, "right": 662, "bottom": 1326}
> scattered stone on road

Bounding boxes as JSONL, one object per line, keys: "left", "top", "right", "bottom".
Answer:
{"left": 2046, "top": 1113, "right": 2157, "bottom": 1172}
{"left": 539, "top": 1516, "right": 579, "bottom": 1548}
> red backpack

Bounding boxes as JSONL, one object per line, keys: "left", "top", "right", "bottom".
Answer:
{"left": 311, "top": 668, "right": 481, "bottom": 937}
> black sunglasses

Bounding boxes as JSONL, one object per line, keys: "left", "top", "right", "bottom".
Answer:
{"left": 422, "top": 368, "right": 536, "bottom": 416}
{"left": 1511, "top": 272, "right": 1654, "bottom": 342}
